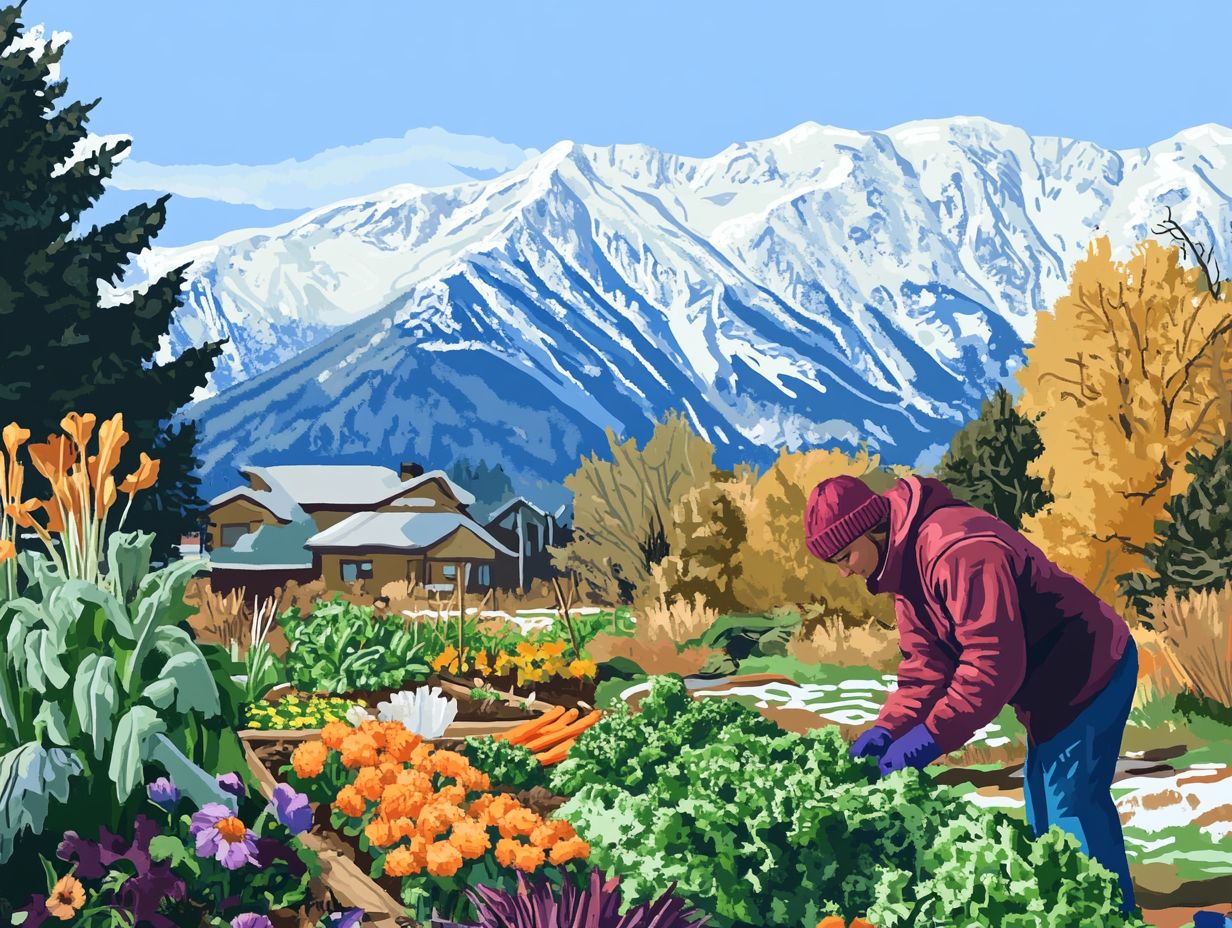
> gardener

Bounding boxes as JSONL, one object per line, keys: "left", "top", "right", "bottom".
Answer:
{"left": 804, "top": 473, "right": 1138, "bottom": 912}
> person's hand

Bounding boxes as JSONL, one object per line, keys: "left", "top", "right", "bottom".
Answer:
{"left": 877, "top": 723, "right": 941, "bottom": 776}
{"left": 849, "top": 725, "right": 893, "bottom": 760}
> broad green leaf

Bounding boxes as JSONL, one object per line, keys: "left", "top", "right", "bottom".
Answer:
{"left": 0, "top": 743, "right": 82, "bottom": 863}
{"left": 105, "top": 531, "right": 154, "bottom": 605}
{"left": 146, "top": 733, "right": 236, "bottom": 814}
{"left": 33, "top": 702, "right": 70, "bottom": 747}
{"left": 16, "top": 552, "right": 65, "bottom": 602}
{"left": 54, "top": 579, "right": 133, "bottom": 642}
{"left": 108, "top": 706, "right": 166, "bottom": 802}
{"left": 143, "top": 679, "right": 176, "bottom": 709}
{"left": 73, "top": 655, "right": 119, "bottom": 761}
{"left": 152, "top": 628, "right": 220, "bottom": 717}
{"left": 123, "top": 559, "right": 207, "bottom": 692}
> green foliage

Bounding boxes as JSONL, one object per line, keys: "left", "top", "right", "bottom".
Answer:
{"left": 931, "top": 386, "right": 1053, "bottom": 530}
{"left": 558, "top": 675, "right": 1139, "bottom": 928}
{"left": 548, "top": 674, "right": 781, "bottom": 796}
{"left": 1118, "top": 437, "right": 1232, "bottom": 617}
{"left": 460, "top": 736, "right": 546, "bottom": 792}
{"left": 868, "top": 809, "right": 1149, "bottom": 927}
{"left": 0, "top": 6, "right": 224, "bottom": 557}
{"left": 281, "top": 597, "right": 430, "bottom": 694}
{"left": 0, "top": 743, "right": 81, "bottom": 863}
{"left": 0, "top": 534, "right": 230, "bottom": 861}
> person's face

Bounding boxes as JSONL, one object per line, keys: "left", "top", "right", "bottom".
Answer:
{"left": 826, "top": 533, "right": 881, "bottom": 580}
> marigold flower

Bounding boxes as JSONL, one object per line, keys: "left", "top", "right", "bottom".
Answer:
{"left": 321, "top": 721, "right": 353, "bottom": 750}
{"left": 418, "top": 802, "right": 464, "bottom": 841}
{"left": 358, "top": 719, "right": 391, "bottom": 749}
{"left": 46, "top": 875, "right": 85, "bottom": 920}
{"left": 486, "top": 794, "right": 521, "bottom": 822}
{"left": 333, "top": 785, "right": 367, "bottom": 818}
{"left": 376, "top": 760, "right": 403, "bottom": 784}
{"left": 394, "top": 769, "right": 434, "bottom": 794}
{"left": 448, "top": 819, "right": 491, "bottom": 860}
{"left": 425, "top": 840, "right": 464, "bottom": 877}
{"left": 511, "top": 842, "right": 546, "bottom": 873}
{"left": 291, "top": 741, "right": 328, "bottom": 779}
{"left": 426, "top": 749, "right": 469, "bottom": 780}
{"left": 530, "top": 820, "right": 572, "bottom": 849}
{"left": 379, "top": 784, "right": 426, "bottom": 820}
{"left": 548, "top": 837, "right": 590, "bottom": 865}
{"left": 498, "top": 806, "right": 541, "bottom": 839}
{"left": 848, "top": 920, "right": 875, "bottom": 928}
{"left": 409, "top": 743, "right": 434, "bottom": 768}
{"left": 494, "top": 837, "right": 521, "bottom": 868}
{"left": 340, "top": 733, "right": 379, "bottom": 769}
{"left": 815, "top": 919, "right": 846, "bottom": 928}
{"left": 383, "top": 845, "right": 422, "bottom": 878}
{"left": 435, "top": 783, "right": 466, "bottom": 807}
{"left": 568, "top": 659, "right": 598, "bottom": 679}
{"left": 365, "top": 818, "right": 399, "bottom": 848}
{"left": 384, "top": 728, "right": 422, "bottom": 763}
{"left": 354, "top": 767, "right": 385, "bottom": 802}
{"left": 458, "top": 767, "right": 492, "bottom": 793}
{"left": 467, "top": 794, "right": 496, "bottom": 822}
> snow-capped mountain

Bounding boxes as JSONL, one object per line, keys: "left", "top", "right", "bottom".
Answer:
{"left": 137, "top": 118, "right": 1232, "bottom": 503}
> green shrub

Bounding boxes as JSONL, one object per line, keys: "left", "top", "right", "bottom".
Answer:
{"left": 281, "top": 597, "right": 430, "bottom": 694}
{"left": 460, "top": 736, "right": 546, "bottom": 792}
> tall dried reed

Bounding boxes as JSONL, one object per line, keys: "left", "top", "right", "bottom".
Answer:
{"left": 787, "top": 617, "right": 900, "bottom": 672}
{"left": 1155, "top": 585, "right": 1232, "bottom": 708}
{"left": 636, "top": 591, "right": 718, "bottom": 644}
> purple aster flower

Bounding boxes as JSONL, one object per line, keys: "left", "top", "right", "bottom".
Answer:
{"left": 146, "top": 777, "right": 180, "bottom": 811}
{"left": 189, "top": 803, "right": 258, "bottom": 870}
{"left": 231, "top": 915, "right": 274, "bottom": 928}
{"left": 322, "top": 911, "right": 364, "bottom": 928}
{"left": 216, "top": 772, "right": 247, "bottom": 799}
{"left": 268, "top": 783, "right": 312, "bottom": 836}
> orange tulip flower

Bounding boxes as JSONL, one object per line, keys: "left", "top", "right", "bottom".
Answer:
{"left": 60, "top": 412, "right": 97, "bottom": 451}
{"left": 93, "top": 414, "right": 128, "bottom": 487}
{"left": 5, "top": 498, "right": 40, "bottom": 528}
{"left": 2, "top": 423, "right": 29, "bottom": 460}
{"left": 0, "top": 540, "right": 15, "bottom": 564}
{"left": 28, "top": 435, "right": 76, "bottom": 484}
{"left": 119, "top": 453, "right": 159, "bottom": 495}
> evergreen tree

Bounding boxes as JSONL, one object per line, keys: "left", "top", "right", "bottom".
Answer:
{"left": 447, "top": 456, "right": 515, "bottom": 517}
{"left": 931, "top": 385, "right": 1053, "bottom": 530}
{"left": 0, "top": 4, "right": 223, "bottom": 561}
{"left": 1118, "top": 438, "right": 1232, "bottom": 619}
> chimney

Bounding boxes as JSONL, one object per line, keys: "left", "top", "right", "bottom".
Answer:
{"left": 401, "top": 462, "right": 425, "bottom": 480}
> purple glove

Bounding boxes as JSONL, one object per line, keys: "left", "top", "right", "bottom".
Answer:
{"left": 878, "top": 723, "right": 941, "bottom": 776}
{"left": 849, "top": 725, "right": 893, "bottom": 760}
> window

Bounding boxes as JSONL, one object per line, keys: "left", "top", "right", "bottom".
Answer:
{"left": 220, "top": 523, "right": 250, "bottom": 547}
{"left": 441, "top": 565, "right": 457, "bottom": 579}
{"left": 340, "top": 560, "right": 374, "bottom": 583}
{"left": 478, "top": 564, "right": 491, "bottom": 586}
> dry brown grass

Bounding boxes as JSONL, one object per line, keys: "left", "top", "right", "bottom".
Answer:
{"left": 787, "top": 616, "right": 900, "bottom": 672}
{"left": 1154, "top": 585, "right": 1232, "bottom": 708}
{"left": 586, "top": 631, "right": 723, "bottom": 678}
{"left": 1132, "top": 626, "right": 1191, "bottom": 711}
{"left": 183, "top": 578, "right": 247, "bottom": 648}
{"left": 635, "top": 592, "right": 718, "bottom": 645}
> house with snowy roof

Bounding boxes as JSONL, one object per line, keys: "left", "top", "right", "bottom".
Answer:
{"left": 206, "top": 462, "right": 518, "bottom": 596}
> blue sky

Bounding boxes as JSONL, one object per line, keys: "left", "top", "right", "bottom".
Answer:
{"left": 27, "top": 0, "right": 1232, "bottom": 163}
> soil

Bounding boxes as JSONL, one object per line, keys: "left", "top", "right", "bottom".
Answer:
{"left": 434, "top": 671, "right": 598, "bottom": 711}
{"left": 266, "top": 676, "right": 544, "bottom": 722}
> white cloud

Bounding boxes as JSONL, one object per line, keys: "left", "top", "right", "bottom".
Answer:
{"left": 109, "top": 126, "right": 539, "bottom": 209}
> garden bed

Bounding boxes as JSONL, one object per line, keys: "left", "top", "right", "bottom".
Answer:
{"left": 434, "top": 671, "right": 598, "bottom": 711}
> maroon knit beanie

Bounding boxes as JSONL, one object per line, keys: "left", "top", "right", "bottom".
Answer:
{"left": 804, "top": 475, "right": 890, "bottom": 561}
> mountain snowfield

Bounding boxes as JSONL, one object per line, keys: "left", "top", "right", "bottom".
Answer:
{"left": 127, "top": 117, "right": 1232, "bottom": 505}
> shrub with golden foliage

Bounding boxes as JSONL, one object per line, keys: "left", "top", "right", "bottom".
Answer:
{"left": 553, "top": 413, "right": 715, "bottom": 605}
{"left": 1018, "top": 238, "right": 1231, "bottom": 605}
{"left": 733, "top": 446, "right": 896, "bottom": 623}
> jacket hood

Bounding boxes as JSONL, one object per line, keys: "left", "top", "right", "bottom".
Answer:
{"left": 866, "top": 476, "right": 963, "bottom": 596}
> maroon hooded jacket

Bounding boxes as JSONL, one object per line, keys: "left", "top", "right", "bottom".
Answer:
{"left": 867, "top": 475, "right": 1129, "bottom": 752}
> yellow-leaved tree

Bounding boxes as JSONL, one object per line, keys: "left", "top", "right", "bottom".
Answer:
{"left": 1018, "top": 236, "right": 1232, "bottom": 606}
{"left": 734, "top": 445, "right": 897, "bottom": 622}
{"left": 552, "top": 412, "right": 716, "bottom": 605}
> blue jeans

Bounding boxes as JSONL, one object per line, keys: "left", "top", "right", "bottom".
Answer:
{"left": 1022, "top": 636, "right": 1138, "bottom": 912}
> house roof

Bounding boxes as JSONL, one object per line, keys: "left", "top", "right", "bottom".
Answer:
{"left": 484, "top": 496, "right": 551, "bottom": 526}
{"left": 208, "top": 465, "right": 475, "bottom": 519}
{"left": 305, "top": 511, "right": 517, "bottom": 558}
{"left": 208, "top": 518, "right": 317, "bottom": 569}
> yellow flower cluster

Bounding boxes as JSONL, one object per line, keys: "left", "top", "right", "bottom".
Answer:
{"left": 244, "top": 695, "right": 366, "bottom": 730}
{"left": 430, "top": 641, "right": 597, "bottom": 686}
{"left": 289, "top": 719, "right": 588, "bottom": 882}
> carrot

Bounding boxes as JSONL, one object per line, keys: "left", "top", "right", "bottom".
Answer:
{"left": 522, "top": 710, "right": 602, "bottom": 753}
{"left": 538, "top": 708, "right": 579, "bottom": 734}
{"left": 497, "top": 706, "right": 564, "bottom": 744}
{"left": 534, "top": 737, "right": 576, "bottom": 765}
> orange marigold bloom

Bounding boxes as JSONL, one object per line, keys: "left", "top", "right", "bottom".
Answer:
{"left": 340, "top": 733, "right": 379, "bottom": 769}
{"left": 448, "top": 819, "right": 491, "bottom": 860}
{"left": 334, "top": 785, "right": 367, "bottom": 818}
{"left": 380, "top": 784, "right": 428, "bottom": 820}
{"left": 288, "top": 739, "right": 327, "bottom": 783}
{"left": 426, "top": 749, "right": 469, "bottom": 780}
{"left": 467, "top": 794, "right": 496, "bottom": 822}
{"left": 530, "top": 820, "right": 572, "bottom": 849}
{"left": 354, "top": 767, "right": 386, "bottom": 802}
{"left": 418, "top": 802, "right": 464, "bottom": 841}
{"left": 409, "top": 743, "right": 434, "bottom": 768}
{"left": 365, "top": 818, "right": 399, "bottom": 848}
{"left": 815, "top": 919, "right": 846, "bottom": 928}
{"left": 358, "top": 719, "right": 391, "bottom": 749}
{"left": 376, "top": 761, "right": 403, "bottom": 784}
{"left": 849, "top": 920, "right": 876, "bottom": 928}
{"left": 385, "top": 728, "right": 423, "bottom": 763}
{"left": 435, "top": 783, "right": 466, "bottom": 807}
{"left": 498, "top": 806, "right": 541, "bottom": 839}
{"left": 394, "top": 769, "right": 434, "bottom": 794}
{"left": 548, "top": 837, "right": 590, "bottom": 866}
{"left": 486, "top": 794, "right": 521, "bottom": 822}
{"left": 459, "top": 767, "right": 491, "bottom": 792}
{"left": 511, "top": 842, "right": 546, "bottom": 873}
{"left": 425, "top": 840, "right": 464, "bottom": 877}
{"left": 383, "top": 845, "right": 422, "bottom": 878}
{"left": 321, "top": 721, "right": 353, "bottom": 751}
{"left": 494, "top": 837, "right": 521, "bottom": 868}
